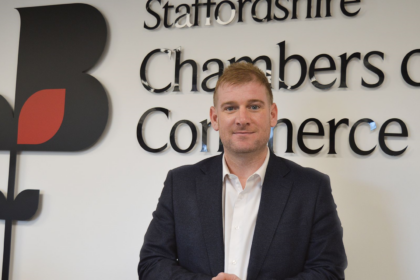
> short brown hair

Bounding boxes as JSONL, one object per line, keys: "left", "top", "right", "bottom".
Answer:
{"left": 213, "top": 62, "right": 273, "bottom": 105}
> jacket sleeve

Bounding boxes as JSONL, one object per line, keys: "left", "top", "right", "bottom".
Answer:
{"left": 138, "top": 170, "right": 213, "bottom": 280}
{"left": 286, "top": 175, "right": 348, "bottom": 280}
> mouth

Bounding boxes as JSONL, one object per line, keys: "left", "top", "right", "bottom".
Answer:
{"left": 233, "top": 131, "right": 254, "bottom": 135}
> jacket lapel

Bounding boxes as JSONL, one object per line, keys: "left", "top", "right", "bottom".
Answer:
{"left": 196, "top": 155, "right": 225, "bottom": 276}
{"left": 247, "top": 154, "right": 293, "bottom": 280}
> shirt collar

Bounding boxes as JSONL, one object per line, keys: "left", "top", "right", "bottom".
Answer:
{"left": 222, "top": 148, "right": 271, "bottom": 186}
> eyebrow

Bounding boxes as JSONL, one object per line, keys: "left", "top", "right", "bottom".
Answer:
{"left": 247, "top": 99, "right": 265, "bottom": 104}
{"left": 220, "top": 101, "right": 237, "bottom": 108}
{"left": 219, "top": 99, "right": 265, "bottom": 108}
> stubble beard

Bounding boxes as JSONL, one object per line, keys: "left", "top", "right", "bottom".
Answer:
{"left": 221, "top": 132, "right": 270, "bottom": 155}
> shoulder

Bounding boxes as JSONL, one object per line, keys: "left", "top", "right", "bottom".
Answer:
{"left": 168, "top": 154, "right": 222, "bottom": 179}
{"left": 283, "top": 156, "right": 328, "bottom": 178}
{"left": 270, "top": 154, "right": 330, "bottom": 189}
{"left": 163, "top": 154, "right": 222, "bottom": 198}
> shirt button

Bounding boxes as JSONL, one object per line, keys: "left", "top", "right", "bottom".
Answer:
{"left": 234, "top": 226, "right": 240, "bottom": 230}
{"left": 231, "top": 260, "right": 236, "bottom": 265}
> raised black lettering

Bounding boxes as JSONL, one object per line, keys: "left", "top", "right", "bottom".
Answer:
{"left": 327, "top": 118, "right": 349, "bottom": 154}
{"left": 274, "top": 0, "right": 289, "bottom": 20}
{"left": 238, "top": 0, "right": 252, "bottom": 22}
{"left": 269, "top": 118, "right": 294, "bottom": 153}
{"left": 340, "top": 0, "right": 361, "bottom": 17}
{"left": 137, "top": 107, "right": 169, "bottom": 153}
{"left": 145, "top": 0, "right": 162, "bottom": 30}
{"left": 163, "top": 1, "right": 174, "bottom": 28}
{"left": 349, "top": 118, "right": 376, "bottom": 156}
{"left": 401, "top": 49, "right": 420, "bottom": 86}
{"left": 204, "top": 0, "right": 217, "bottom": 25}
{"left": 309, "top": 54, "right": 337, "bottom": 90}
{"left": 379, "top": 118, "right": 408, "bottom": 156}
{"left": 339, "top": 52, "right": 361, "bottom": 88}
{"left": 215, "top": 0, "right": 237, "bottom": 25}
{"left": 362, "top": 51, "right": 385, "bottom": 88}
{"left": 174, "top": 4, "right": 192, "bottom": 28}
{"left": 252, "top": 0, "right": 272, "bottom": 22}
{"left": 202, "top": 59, "right": 224, "bottom": 92}
{"left": 192, "top": 0, "right": 202, "bottom": 26}
{"left": 298, "top": 118, "right": 324, "bottom": 154}
{"left": 140, "top": 48, "right": 172, "bottom": 93}
{"left": 174, "top": 48, "right": 198, "bottom": 92}
{"left": 278, "top": 41, "right": 307, "bottom": 90}
{"left": 316, "top": 0, "right": 332, "bottom": 18}
{"left": 291, "top": 0, "right": 312, "bottom": 19}
{"left": 170, "top": 120, "right": 197, "bottom": 153}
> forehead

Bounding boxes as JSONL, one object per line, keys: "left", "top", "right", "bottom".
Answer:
{"left": 216, "top": 81, "right": 268, "bottom": 104}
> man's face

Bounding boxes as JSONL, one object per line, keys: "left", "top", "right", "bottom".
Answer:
{"left": 210, "top": 81, "right": 278, "bottom": 156}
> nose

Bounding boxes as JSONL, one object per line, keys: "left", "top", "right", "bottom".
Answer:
{"left": 236, "top": 106, "right": 250, "bottom": 126}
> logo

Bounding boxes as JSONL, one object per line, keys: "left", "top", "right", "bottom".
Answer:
{"left": 0, "top": 4, "right": 108, "bottom": 279}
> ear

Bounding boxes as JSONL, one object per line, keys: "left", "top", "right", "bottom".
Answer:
{"left": 270, "top": 103, "right": 278, "bottom": 127}
{"left": 210, "top": 106, "right": 219, "bottom": 131}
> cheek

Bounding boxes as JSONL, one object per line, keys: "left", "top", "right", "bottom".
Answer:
{"left": 219, "top": 116, "right": 234, "bottom": 127}
{"left": 218, "top": 121, "right": 234, "bottom": 138}
{"left": 218, "top": 122, "right": 229, "bottom": 134}
{"left": 256, "top": 116, "right": 271, "bottom": 127}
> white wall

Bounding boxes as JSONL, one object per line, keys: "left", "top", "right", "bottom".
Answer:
{"left": 0, "top": 0, "right": 419, "bottom": 279}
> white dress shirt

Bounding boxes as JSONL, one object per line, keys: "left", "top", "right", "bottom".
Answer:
{"left": 222, "top": 149, "right": 270, "bottom": 280}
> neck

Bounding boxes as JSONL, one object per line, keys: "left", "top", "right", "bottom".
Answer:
{"left": 224, "top": 146, "right": 268, "bottom": 183}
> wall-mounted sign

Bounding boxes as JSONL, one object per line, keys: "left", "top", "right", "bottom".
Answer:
{"left": 0, "top": 4, "right": 108, "bottom": 280}
{"left": 135, "top": 0, "right": 417, "bottom": 157}
{"left": 144, "top": 0, "right": 362, "bottom": 30}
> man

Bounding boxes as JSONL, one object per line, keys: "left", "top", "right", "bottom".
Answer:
{"left": 138, "top": 62, "right": 347, "bottom": 280}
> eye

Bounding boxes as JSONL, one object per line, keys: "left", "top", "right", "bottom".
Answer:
{"left": 224, "top": 106, "right": 235, "bottom": 112}
{"left": 250, "top": 105, "right": 260, "bottom": 110}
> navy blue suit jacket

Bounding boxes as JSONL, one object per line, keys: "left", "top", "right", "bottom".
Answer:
{"left": 138, "top": 153, "right": 347, "bottom": 279}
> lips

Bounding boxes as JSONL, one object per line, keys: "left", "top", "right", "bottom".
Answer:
{"left": 233, "top": 131, "right": 254, "bottom": 135}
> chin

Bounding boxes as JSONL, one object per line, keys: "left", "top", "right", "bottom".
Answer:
{"left": 227, "top": 145, "right": 261, "bottom": 154}
{"left": 222, "top": 138, "right": 268, "bottom": 155}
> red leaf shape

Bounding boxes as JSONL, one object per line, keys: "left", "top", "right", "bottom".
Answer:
{"left": 17, "top": 89, "right": 66, "bottom": 145}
